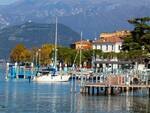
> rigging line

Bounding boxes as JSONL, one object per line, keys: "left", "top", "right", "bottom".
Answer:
{"left": 72, "top": 50, "right": 80, "bottom": 67}
{"left": 79, "top": 32, "right": 83, "bottom": 68}
{"left": 54, "top": 17, "right": 58, "bottom": 68}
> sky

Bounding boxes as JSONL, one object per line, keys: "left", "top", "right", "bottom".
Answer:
{"left": 0, "top": 0, "right": 17, "bottom": 5}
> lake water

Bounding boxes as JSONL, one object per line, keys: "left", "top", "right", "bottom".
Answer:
{"left": 0, "top": 66, "right": 150, "bottom": 113}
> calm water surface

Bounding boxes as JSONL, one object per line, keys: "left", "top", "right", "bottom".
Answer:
{"left": 0, "top": 66, "right": 150, "bottom": 113}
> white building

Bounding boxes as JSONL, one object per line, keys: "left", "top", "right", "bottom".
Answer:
{"left": 92, "top": 36, "right": 123, "bottom": 53}
{"left": 92, "top": 36, "right": 124, "bottom": 72}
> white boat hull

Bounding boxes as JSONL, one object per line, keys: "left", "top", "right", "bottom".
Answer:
{"left": 33, "top": 74, "right": 70, "bottom": 82}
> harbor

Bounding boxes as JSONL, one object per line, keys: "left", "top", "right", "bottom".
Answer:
{"left": 0, "top": 70, "right": 150, "bottom": 113}
{"left": 0, "top": 6, "right": 150, "bottom": 113}
{"left": 5, "top": 60, "right": 150, "bottom": 98}
{"left": 0, "top": 0, "right": 150, "bottom": 112}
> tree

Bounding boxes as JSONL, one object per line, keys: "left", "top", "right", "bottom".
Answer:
{"left": 122, "top": 17, "right": 150, "bottom": 63}
{"left": 123, "top": 17, "right": 150, "bottom": 51}
{"left": 57, "top": 47, "right": 76, "bottom": 66}
{"left": 40, "top": 44, "right": 54, "bottom": 66}
{"left": 10, "top": 44, "right": 32, "bottom": 62}
{"left": 141, "top": 33, "right": 150, "bottom": 52}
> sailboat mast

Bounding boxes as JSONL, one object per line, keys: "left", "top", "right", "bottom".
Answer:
{"left": 54, "top": 17, "right": 58, "bottom": 68}
{"left": 79, "top": 32, "right": 83, "bottom": 68}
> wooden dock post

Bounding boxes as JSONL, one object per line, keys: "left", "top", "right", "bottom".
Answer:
{"left": 131, "top": 87, "right": 134, "bottom": 96}
{"left": 84, "top": 87, "right": 86, "bottom": 94}
{"left": 149, "top": 88, "right": 150, "bottom": 98}
{"left": 120, "top": 87, "right": 123, "bottom": 94}
{"left": 108, "top": 87, "right": 111, "bottom": 95}
{"left": 123, "top": 87, "right": 126, "bottom": 93}
{"left": 80, "top": 87, "right": 84, "bottom": 94}
{"left": 74, "top": 75, "right": 76, "bottom": 92}
{"left": 97, "top": 87, "right": 99, "bottom": 95}
{"left": 125, "top": 87, "right": 129, "bottom": 96}
{"left": 111, "top": 87, "right": 114, "bottom": 95}
{"left": 88, "top": 87, "right": 90, "bottom": 95}
{"left": 85, "top": 87, "right": 88, "bottom": 94}
{"left": 92, "top": 87, "right": 94, "bottom": 95}
{"left": 104, "top": 87, "right": 108, "bottom": 95}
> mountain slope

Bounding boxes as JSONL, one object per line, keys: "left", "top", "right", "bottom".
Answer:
{"left": 0, "top": 0, "right": 150, "bottom": 37}
{"left": 0, "top": 22, "right": 80, "bottom": 58}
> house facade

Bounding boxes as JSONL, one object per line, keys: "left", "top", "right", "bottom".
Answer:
{"left": 93, "top": 37, "right": 123, "bottom": 53}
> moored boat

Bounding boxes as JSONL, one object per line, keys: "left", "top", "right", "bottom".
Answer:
{"left": 33, "top": 71, "right": 70, "bottom": 82}
{"left": 33, "top": 18, "right": 71, "bottom": 82}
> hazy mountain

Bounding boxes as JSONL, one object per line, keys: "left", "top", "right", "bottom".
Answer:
{"left": 0, "top": 22, "right": 80, "bottom": 58}
{"left": 0, "top": 0, "right": 150, "bottom": 38}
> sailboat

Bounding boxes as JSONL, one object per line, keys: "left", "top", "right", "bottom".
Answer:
{"left": 33, "top": 18, "right": 70, "bottom": 82}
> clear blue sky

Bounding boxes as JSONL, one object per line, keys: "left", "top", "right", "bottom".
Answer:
{"left": 0, "top": 0, "right": 17, "bottom": 5}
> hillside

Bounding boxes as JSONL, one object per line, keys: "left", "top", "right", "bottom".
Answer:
{"left": 0, "top": 22, "right": 80, "bottom": 58}
{"left": 0, "top": 0, "right": 150, "bottom": 37}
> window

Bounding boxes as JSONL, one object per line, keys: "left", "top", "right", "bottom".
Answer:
{"left": 118, "top": 45, "right": 121, "bottom": 50}
{"left": 97, "top": 45, "right": 100, "bottom": 49}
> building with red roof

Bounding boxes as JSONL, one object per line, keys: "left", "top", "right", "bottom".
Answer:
{"left": 93, "top": 36, "right": 123, "bottom": 53}
{"left": 72, "top": 40, "right": 92, "bottom": 50}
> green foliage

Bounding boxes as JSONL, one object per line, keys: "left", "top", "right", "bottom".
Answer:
{"left": 57, "top": 46, "right": 76, "bottom": 65}
{"left": 123, "top": 17, "right": 150, "bottom": 51}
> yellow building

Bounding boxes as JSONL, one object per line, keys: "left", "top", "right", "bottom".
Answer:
{"left": 72, "top": 40, "right": 92, "bottom": 50}
{"left": 100, "top": 30, "right": 131, "bottom": 39}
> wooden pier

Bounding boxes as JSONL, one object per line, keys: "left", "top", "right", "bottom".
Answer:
{"left": 80, "top": 83, "right": 150, "bottom": 97}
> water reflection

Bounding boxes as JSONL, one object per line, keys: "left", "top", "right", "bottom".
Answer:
{"left": 0, "top": 80, "right": 149, "bottom": 113}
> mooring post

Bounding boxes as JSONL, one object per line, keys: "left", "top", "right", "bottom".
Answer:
{"left": 85, "top": 87, "right": 88, "bottom": 95}
{"left": 70, "top": 76, "right": 73, "bottom": 93}
{"left": 104, "top": 87, "right": 107, "bottom": 95}
{"left": 74, "top": 75, "right": 77, "bottom": 93}
{"left": 15, "top": 62, "right": 19, "bottom": 79}
{"left": 131, "top": 87, "right": 134, "bottom": 96}
{"left": 120, "top": 87, "right": 122, "bottom": 94}
{"left": 88, "top": 87, "right": 90, "bottom": 95}
{"left": 6, "top": 63, "right": 9, "bottom": 80}
{"left": 83, "top": 87, "right": 86, "bottom": 93}
{"left": 108, "top": 87, "right": 111, "bottom": 95}
{"left": 126, "top": 87, "right": 129, "bottom": 96}
{"left": 149, "top": 88, "right": 150, "bottom": 98}
{"left": 97, "top": 87, "right": 99, "bottom": 95}
{"left": 111, "top": 87, "right": 114, "bottom": 95}
{"left": 80, "top": 87, "right": 83, "bottom": 93}
{"left": 24, "top": 66, "right": 26, "bottom": 79}
{"left": 92, "top": 87, "right": 95, "bottom": 95}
